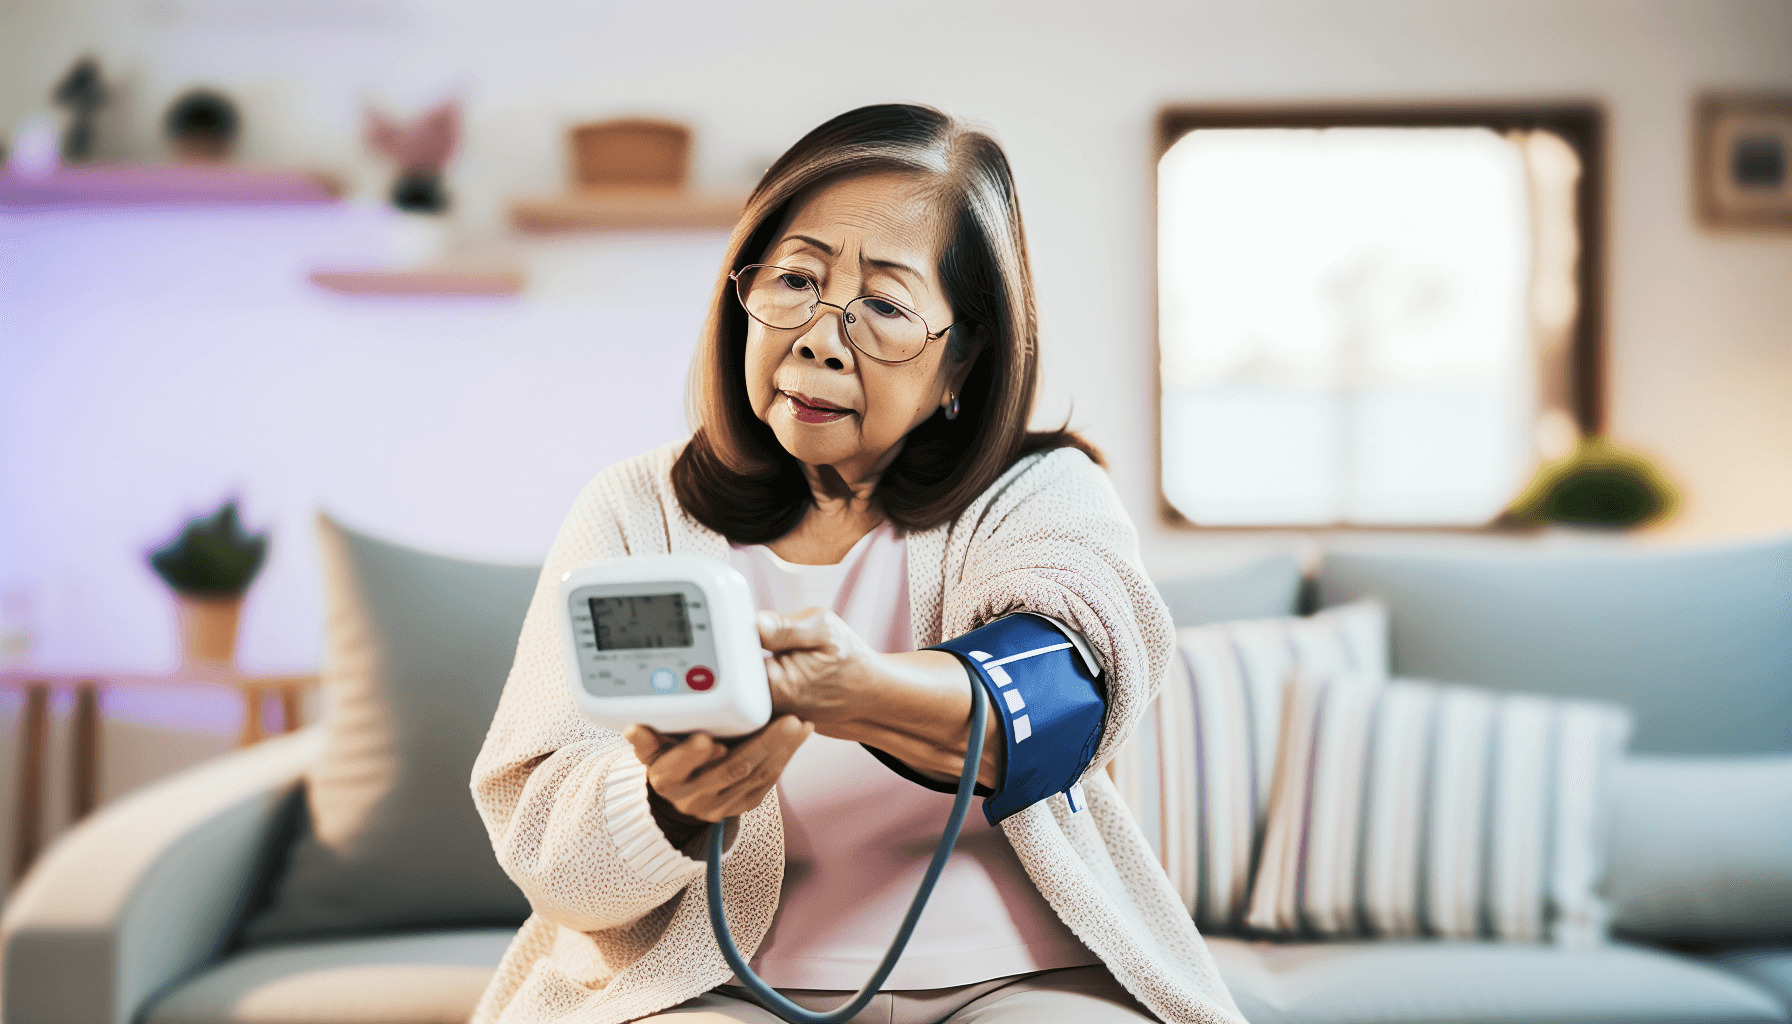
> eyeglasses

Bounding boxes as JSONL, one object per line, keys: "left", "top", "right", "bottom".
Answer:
{"left": 730, "top": 264, "right": 954, "bottom": 364}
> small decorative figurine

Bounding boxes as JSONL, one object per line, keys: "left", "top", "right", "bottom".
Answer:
{"left": 366, "top": 100, "right": 459, "bottom": 213}
{"left": 52, "top": 56, "right": 109, "bottom": 164}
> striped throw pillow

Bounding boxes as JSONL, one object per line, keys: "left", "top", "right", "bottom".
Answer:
{"left": 1245, "top": 674, "right": 1632, "bottom": 944}
{"left": 1110, "top": 600, "right": 1389, "bottom": 932}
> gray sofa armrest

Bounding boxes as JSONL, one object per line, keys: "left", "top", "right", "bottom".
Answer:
{"left": 1, "top": 726, "right": 324, "bottom": 1024}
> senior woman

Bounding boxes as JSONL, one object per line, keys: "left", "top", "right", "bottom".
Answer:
{"left": 471, "top": 105, "right": 1240, "bottom": 1024}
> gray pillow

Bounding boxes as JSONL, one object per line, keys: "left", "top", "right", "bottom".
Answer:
{"left": 241, "top": 514, "right": 536, "bottom": 942}
{"left": 1606, "top": 756, "right": 1792, "bottom": 942}
{"left": 1319, "top": 536, "right": 1792, "bottom": 754}
{"left": 1156, "top": 552, "right": 1304, "bottom": 629}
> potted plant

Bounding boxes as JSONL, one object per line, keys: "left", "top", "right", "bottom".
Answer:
{"left": 366, "top": 100, "right": 459, "bottom": 266}
{"left": 1503, "top": 436, "right": 1682, "bottom": 530}
{"left": 148, "top": 501, "right": 268, "bottom": 665}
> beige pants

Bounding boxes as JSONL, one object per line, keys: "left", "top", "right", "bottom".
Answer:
{"left": 638, "top": 966, "right": 1157, "bottom": 1024}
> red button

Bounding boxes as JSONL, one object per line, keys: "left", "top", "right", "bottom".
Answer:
{"left": 685, "top": 666, "right": 715, "bottom": 691}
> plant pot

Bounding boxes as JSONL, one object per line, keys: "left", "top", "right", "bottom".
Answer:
{"left": 385, "top": 210, "right": 450, "bottom": 267}
{"left": 175, "top": 593, "right": 243, "bottom": 665}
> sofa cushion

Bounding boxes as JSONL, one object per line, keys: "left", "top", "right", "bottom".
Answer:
{"left": 1318, "top": 535, "right": 1792, "bottom": 754}
{"left": 1112, "top": 600, "right": 1387, "bottom": 931}
{"left": 1203, "top": 937, "right": 1788, "bottom": 1024}
{"left": 1156, "top": 551, "right": 1305, "bottom": 628}
{"left": 1607, "top": 757, "right": 1792, "bottom": 943}
{"left": 1709, "top": 949, "right": 1792, "bottom": 1016}
{"left": 1247, "top": 676, "right": 1629, "bottom": 944}
{"left": 240, "top": 515, "right": 535, "bottom": 942}
{"left": 142, "top": 929, "right": 513, "bottom": 1024}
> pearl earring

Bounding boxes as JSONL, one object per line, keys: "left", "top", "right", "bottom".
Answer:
{"left": 944, "top": 392, "right": 960, "bottom": 421}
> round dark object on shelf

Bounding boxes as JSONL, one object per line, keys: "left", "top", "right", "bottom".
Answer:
{"left": 166, "top": 90, "right": 239, "bottom": 141}
{"left": 166, "top": 89, "right": 241, "bottom": 162}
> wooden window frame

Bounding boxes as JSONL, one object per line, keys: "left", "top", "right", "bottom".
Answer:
{"left": 1153, "top": 103, "right": 1607, "bottom": 531}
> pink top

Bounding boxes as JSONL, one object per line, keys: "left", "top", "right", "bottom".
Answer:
{"left": 729, "top": 523, "right": 1097, "bottom": 990}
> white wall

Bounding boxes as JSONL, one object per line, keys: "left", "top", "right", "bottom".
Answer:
{"left": 4, "top": 0, "right": 1790, "bottom": 670}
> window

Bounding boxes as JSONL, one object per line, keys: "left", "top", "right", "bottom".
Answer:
{"left": 1156, "top": 107, "right": 1603, "bottom": 528}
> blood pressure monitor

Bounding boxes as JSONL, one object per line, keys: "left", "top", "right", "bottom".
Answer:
{"left": 556, "top": 555, "right": 1030, "bottom": 1024}
{"left": 557, "top": 555, "right": 771, "bottom": 737}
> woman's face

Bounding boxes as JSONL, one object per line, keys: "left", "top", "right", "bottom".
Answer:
{"left": 743, "top": 172, "right": 972, "bottom": 485}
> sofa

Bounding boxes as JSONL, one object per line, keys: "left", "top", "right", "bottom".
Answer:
{"left": 4, "top": 528, "right": 1789, "bottom": 1024}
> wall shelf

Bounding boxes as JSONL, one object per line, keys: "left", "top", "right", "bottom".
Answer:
{"left": 0, "top": 164, "right": 340, "bottom": 207}
{"left": 309, "top": 268, "right": 523, "bottom": 297}
{"left": 509, "top": 187, "right": 745, "bottom": 232}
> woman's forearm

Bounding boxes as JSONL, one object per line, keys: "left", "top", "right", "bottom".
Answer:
{"left": 819, "top": 650, "right": 1003, "bottom": 788}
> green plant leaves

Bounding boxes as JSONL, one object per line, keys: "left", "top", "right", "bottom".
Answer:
{"left": 148, "top": 500, "right": 269, "bottom": 597}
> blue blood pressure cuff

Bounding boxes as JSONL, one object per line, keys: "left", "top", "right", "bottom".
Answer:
{"left": 865, "top": 613, "right": 1106, "bottom": 825}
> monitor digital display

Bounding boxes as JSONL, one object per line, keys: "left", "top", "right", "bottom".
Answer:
{"left": 589, "top": 593, "right": 693, "bottom": 651}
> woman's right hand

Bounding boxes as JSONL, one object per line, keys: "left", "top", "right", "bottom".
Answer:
{"left": 623, "top": 715, "right": 813, "bottom": 846}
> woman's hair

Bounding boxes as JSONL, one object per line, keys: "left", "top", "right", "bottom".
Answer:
{"left": 672, "top": 103, "right": 1099, "bottom": 543}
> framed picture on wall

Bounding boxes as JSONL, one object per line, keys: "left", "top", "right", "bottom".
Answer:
{"left": 1695, "top": 93, "right": 1792, "bottom": 230}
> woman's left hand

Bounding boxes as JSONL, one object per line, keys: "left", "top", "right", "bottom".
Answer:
{"left": 757, "top": 608, "right": 881, "bottom": 734}
{"left": 757, "top": 608, "right": 1004, "bottom": 787}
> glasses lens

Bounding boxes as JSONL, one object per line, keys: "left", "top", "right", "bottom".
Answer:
{"left": 843, "top": 296, "right": 927, "bottom": 361}
{"left": 737, "top": 266, "right": 818, "bottom": 330}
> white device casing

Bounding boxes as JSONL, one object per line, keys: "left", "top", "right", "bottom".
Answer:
{"left": 558, "top": 554, "right": 771, "bottom": 737}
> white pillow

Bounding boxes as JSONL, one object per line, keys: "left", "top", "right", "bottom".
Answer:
{"left": 1110, "top": 599, "right": 1388, "bottom": 931}
{"left": 1246, "top": 674, "right": 1631, "bottom": 944}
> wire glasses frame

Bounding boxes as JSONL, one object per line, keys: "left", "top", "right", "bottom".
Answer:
{"left": 729, "top": 264, "right": 954, "bottom": 364}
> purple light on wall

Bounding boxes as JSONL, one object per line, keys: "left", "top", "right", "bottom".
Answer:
{"left": 1, "top": 200, "right": 723, "bottom": 699}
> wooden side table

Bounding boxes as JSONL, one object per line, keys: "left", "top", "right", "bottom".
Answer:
{"left": 0, "top": 666, "right": 318, "bottom": 882}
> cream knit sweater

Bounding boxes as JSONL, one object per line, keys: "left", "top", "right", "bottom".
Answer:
{"left": 469, "top": 441, "right": 1244, "bottom": 1024}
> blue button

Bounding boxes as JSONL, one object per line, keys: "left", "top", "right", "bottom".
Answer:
{"left": 650, "top": 668, "right": 676, "bottom": 693}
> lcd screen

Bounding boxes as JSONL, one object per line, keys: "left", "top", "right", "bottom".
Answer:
{"left": 589, "top": 593, "right": 692, "bottom": 651}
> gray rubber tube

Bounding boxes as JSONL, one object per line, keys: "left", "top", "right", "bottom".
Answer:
{"left": 706, "top": 668, "right": 990, "bottom": 1023}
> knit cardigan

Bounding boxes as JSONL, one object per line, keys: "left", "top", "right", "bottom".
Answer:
{"left": 469, "top": 441, "right": 1243, "bottom": 1024}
